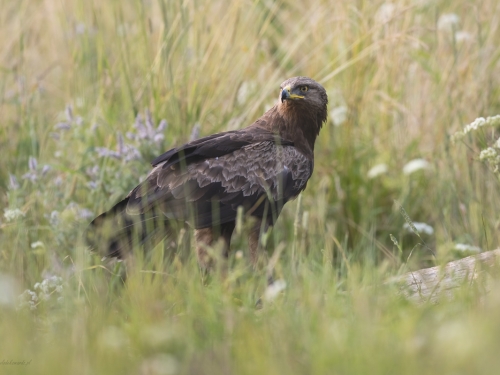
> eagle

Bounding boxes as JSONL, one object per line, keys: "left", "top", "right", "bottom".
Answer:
{"left": 87, "top": 77, "right": 328, "bottom": 269}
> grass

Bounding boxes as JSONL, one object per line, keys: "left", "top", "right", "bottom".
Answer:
{"left": 2, "top": 0, "right": 500, "bottom": 373}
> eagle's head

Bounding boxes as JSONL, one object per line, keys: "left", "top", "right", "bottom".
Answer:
{"left": 278, "top": 76, "right": 328, "bottom": 137}
{"left": 280, "top": 76, "right": 327, "bottom": 105}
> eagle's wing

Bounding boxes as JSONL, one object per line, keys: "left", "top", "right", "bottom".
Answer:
{"left": 126, "top": 129, "right": 312, "bottom": 228}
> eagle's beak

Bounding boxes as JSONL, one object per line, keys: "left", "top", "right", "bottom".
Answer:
{"left": 281, "top": 87, "right": 291, "bottom": 103}
{"left": 281, "top": 85, "right": 304, "bottom": 103}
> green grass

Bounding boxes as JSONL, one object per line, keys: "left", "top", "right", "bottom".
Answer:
{"left": 2, "top": 0, "right": 500, "bottom": 373}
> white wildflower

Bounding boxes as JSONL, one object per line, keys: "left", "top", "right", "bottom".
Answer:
{"left": 30, "top": 241, "right": 45, "bottom": 249}
{"left": 402, "top": 159, "right": 431, "bottom": 175}
{"left": 367, "top": 163, "right": 389, "bottom": 179}
{"left": 464, "top": 115, "right": 500, "bottom": 134}
{"left": 33, "top": 276, "right": 64, "bottom": 303}
{"left": 3, "top": 209, "right": 25, "bottom": 222}
{"left": 330, "top": 105, "right": 348, "bottom": 126}
{"left": 375, "top": 3, "right": 395, "bottom": 24}
{"left": 263, "top": 279, "right": 287, "bottom": 302}
{"left": 464, "top": 117, "right": 486, "bottom": 133}
{"left": 452, "top": 115, "right": 500, "bottom": 143}
{"left": 454, "top": 243, "right": 481, "bottom": 253}
{"left": 18, "top": 289, "right": 38, "bottom": 310}
{"left": 455, "top": 31, "right": 472, "bottom": 43}
{"left": 479, "top": 147, "right": 498, "bottom": 161}
{"left": 403, "top": 222, "right": 434, "bottom": 235}
{"left": 34, "top": 280, "right": 48, "bottom": 294}
{"left": 27, "top": 290, "right": 38, "bottom": 302}
{"left": 479, "top": 147, "right": 500, "bottom": 171}
{"left": 328, "top": 89, "right": 348, "bottom": 126}
{"left": 437, "top": 13, "right": 460, "bottom": 32}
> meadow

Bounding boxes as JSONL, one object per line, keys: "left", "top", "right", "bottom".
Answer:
{"left": 1, "top": 0, "right": 500, "bottom": 374}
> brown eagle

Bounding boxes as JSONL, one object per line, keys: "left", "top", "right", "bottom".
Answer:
{"left": 87, "top": 77, "right": 328, "bottom": 268}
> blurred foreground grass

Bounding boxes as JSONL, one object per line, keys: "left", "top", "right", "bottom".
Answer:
{"left": 2, "top": 0, "right": 500, "bottom": 374}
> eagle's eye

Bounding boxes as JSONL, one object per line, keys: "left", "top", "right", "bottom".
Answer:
{"left": 299, "top": 86, "right": 309, "bottom": 92}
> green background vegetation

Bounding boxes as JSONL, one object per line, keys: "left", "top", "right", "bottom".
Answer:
{"left": 1, "top": 0, "right": 500, "bottom": 374}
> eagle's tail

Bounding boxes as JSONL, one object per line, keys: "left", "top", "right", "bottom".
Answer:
{"left": 86, "top": 197, "right": 172, "bottom": 258}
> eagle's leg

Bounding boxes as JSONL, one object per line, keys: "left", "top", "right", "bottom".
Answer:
{"left": 248, "top": 224, "right": 262, "bottom": 267}
{"left": 248, "top": 219, "right": 275, "bottom": 287}
{"left": 195, "top": 222, "right": 235, "bottom": 271}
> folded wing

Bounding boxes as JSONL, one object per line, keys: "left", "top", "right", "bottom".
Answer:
{"left": 126, "top": 128, "right": 312, "bottom": 228}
